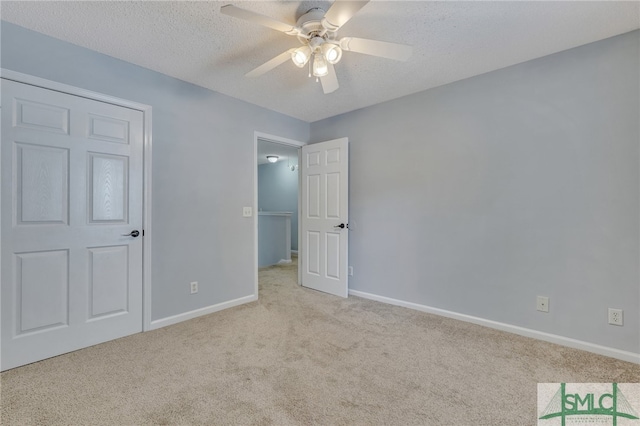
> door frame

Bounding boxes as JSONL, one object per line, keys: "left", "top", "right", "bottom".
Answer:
{"left": 0, "top": 69, "right": 154, "bottom": 332}
{"left": 253, "top": 131, "right": 305, "bottom": 296}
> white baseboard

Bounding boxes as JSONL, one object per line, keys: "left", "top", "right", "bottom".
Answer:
{"left": 291, "top": 250, "right": 298, "bottom": 255}
{"left": 349, "top": 289, "right": 640, "bottom": 364}
{"left": 277, "top": 259, "right": 292, "bottom": 264}
{"left": 149, "top": 294, "right": 257, "bottom": 330}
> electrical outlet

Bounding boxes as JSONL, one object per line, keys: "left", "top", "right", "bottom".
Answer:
{"left": 190, "top": 281, "right": 198, "bottom": 294}
{"left": 242, "top": 207, "right": 252, "bottom": 217}
{"left": 348, "top": 266, "right": 353, "bottom": 276}
{"left": 536, "top": 296, "right": 549, "bottom": 313}
{"left": 608, "top": 308, "right": 623, "bottom": 326}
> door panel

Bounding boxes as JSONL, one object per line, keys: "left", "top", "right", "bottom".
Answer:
{"left": 1, "top": 79, "right": 144, "bottom": 370}
{"left": 326, "top": 233, "right": 340, "bottom": 279}
{"left": 16, "top": 143, "right": 69, "bottom": 224}
{"left": 88, "top": 114, "right": 130, "bottom": 144}
{"left": 14, "top": 98, "right": 70, "bottom": 134}
{"left": 307, "top": 174, "right": 320, "bottom": 218}
{"left": 301, "top": 138, "right": 348, "bottom": 298}
{"left": 307, "top": 231, "right": 321, "bottom": 276}
{"left": 326, "top": 173, "right": 340, "bottom": 218}
{"left": 88, "top": 245, "right": 129, "bottom": 319}
{"left": 15, "top": 249, "right": 69, "bottom": 334}
{"left": 89, "top": 153, "right": 128, "bottom": 222}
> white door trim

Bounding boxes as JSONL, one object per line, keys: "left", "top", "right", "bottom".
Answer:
{"left": 0, "top": 69, "right": 154, "bottom": 332}
{"left": 253, "top": 131, "right": 306, "bottom": 297}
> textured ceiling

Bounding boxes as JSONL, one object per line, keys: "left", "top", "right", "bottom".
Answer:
{"left": 2, "top": 1, "right": 638, "bottom": 122}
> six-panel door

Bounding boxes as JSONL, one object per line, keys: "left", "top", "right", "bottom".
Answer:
{"left": 301, "top": 138, "right": 349, "bottom": 298}
{"left": 1, "top": 80, "right": 144, "bottom": 370}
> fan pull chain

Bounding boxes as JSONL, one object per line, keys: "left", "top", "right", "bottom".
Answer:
{"left": 308, "top": 59, "right": 311, "bottom": 78}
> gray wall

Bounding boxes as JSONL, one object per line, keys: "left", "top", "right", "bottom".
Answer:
{"left": 0, "top": 21, "right": 309, "bottom": 321}
{"left": 258, "top": 162, "right": 299, "bottom": 250}
{"left": 310, "top": 31, "right": 640, "bottom": 353}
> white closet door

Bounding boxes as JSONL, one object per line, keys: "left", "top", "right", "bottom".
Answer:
{"left": 1, "top": 79, "right": 144, "bottom": 370}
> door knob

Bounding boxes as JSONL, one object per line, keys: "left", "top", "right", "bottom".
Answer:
{"left": 334, "top": 223, "right": 346, "bottom": 229}
{"left": 122, "top": 230, "right": 140, "bottom": 237}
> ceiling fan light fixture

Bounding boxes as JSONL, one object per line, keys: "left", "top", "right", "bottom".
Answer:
{"left": 322, "top": 43, "right": 342, "bottom": 64}
{"left": 266, "top": 155, "right": 279, "bottom": 163}
{"left": 222, "top": 2, "right": 413, "bottom": 94}
{"left": 291, "top": 45, "right": 311, "bottom": 67}
{"left": 312, "top": 53, "right": 329, "bottom": 77}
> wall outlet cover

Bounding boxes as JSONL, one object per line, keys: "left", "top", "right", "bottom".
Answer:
{"left": 190, "top": 281, "right": 198, "bottom": 294}
{"left": 608, "top": 308, "right": 623, "bottom": 326}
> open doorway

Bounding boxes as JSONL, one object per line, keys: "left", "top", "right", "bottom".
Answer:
{"left": 254, "top": 132, "right": 305, "bottom": 297}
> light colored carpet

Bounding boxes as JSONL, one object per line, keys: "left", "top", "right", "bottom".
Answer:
{"left": 1, "top": 257, "right": 638, "bottom": 425}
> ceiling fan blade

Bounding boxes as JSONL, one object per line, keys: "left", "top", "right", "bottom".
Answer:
{"left": 320, "top": 63, "right": 339, "bottom": 94}
{"left": 340, "top": 37, "right": 412, "bottom": 61}
{"left": 221, "top": 4, "right": 299, "bottom": 36}
{"left": 322, "top": 0, "right": 369, "bottom": 31}
{"left": 245, "top": 49, "right": 295, "bottom": 78}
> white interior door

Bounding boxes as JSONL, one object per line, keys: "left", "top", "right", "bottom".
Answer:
{"left": 301, "top": 138, "right": 348, "bottom": 297}
{"left": 1, "top": 79, "right": 144, "bottom": 371}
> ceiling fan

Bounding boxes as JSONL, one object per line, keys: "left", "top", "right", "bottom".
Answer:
{"left": 220, "top": 0, "right": 412, "bottom": 94}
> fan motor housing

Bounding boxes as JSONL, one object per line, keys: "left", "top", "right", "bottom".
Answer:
{"left": 296, "top": 8, "right": 330, "bottom": 43}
